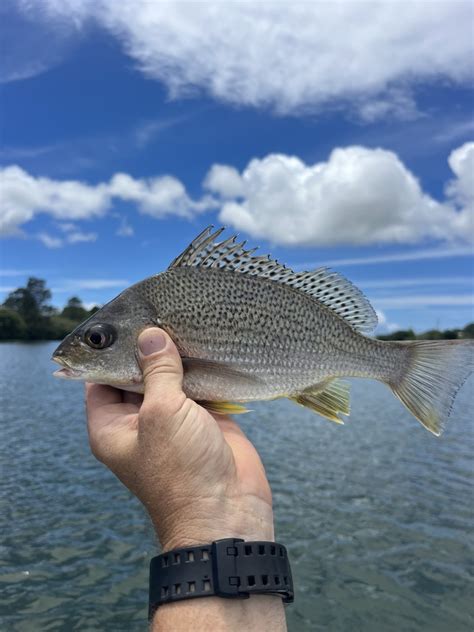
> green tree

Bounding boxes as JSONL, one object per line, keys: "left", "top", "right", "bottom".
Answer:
{"left": 419, "top": 329, "right": 444, "bottom": 340}
{"left": 3, "top": 277, "right": 52, "bottom": 339}
{"left": 0, "top": 308, "right": 27, "bottom": 340}
{"left": 442, "top": 329, "right": 460, "bottom": 340}
{"left": 378, "top": 329, "right": 416, "bottom": 341}
{"left": 48, "top": 315, "right": 80, "bottom": 340}
{"left": 461, "top": 322, "right": 474, "bottom": 339}
{"left": 27, "top": 277, "right": 52, "bottom": 314}
{"left": 62, "top": 296, "right": 89, "bottom": 321}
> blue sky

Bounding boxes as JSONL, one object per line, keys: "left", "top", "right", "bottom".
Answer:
{"left": 0, "top": 1, "right": 473, "bottom": 333}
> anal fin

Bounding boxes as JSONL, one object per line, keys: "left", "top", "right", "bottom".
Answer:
{"left": 198, "top": 400, "right": 250, "bottom": 415}
{"left": 290, "top": 379, "right": 351, "bottom": 424}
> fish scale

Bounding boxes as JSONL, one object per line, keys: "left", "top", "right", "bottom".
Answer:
{"left": 141, "top": 267, "right": 385, "bottom": 401}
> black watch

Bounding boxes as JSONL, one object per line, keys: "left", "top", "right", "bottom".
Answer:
{"left": 149, "top": 538, "right": 294, "bottom": 619}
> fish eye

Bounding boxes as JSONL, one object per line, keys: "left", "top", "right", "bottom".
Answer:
{"left": 84, "top": 324, "right": 117, "bottom": 350}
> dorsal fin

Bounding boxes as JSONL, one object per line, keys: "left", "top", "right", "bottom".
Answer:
{"left": 169, "top": 226, "right": 377, "bottom": 334}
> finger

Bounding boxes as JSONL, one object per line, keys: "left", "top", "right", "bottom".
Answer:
{"left": 86, "top": 383, "right": 122, "bottom": 416}
{"left": 214, "top": 416, "right": 247, "bottom": 438}
{"left": 137, "top": 328, "right": 187, "bottom": 422}
{"left": 122, "top": 391, "right": 144, "bottom": 406}
{"left": 85, "top": 384, "right": 138, "bottom": 465}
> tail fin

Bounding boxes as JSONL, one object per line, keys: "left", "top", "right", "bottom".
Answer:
{"left": 389, "top": 340, "right": 474, "bottom": 435}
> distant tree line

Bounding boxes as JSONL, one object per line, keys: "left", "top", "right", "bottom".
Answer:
{"left": 0, "top": 277, "right": 99, "bottom": 341}
{"left": 377, "top": 323, "right": 474, "bottom": 341}
{"left": 0, "top": 276, "right": 473, "bottom": 342}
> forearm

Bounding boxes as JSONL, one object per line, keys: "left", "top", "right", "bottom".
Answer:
{"left": 151, "top": 595, "right": 286, "bottom": 631}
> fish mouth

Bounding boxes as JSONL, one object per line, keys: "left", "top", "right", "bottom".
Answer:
{"left": 51, "top": 355, "right": 84, "bottom": 379}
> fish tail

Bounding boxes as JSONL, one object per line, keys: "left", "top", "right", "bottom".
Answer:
{"left": 387, "top": 339, "right": 474, "bottom": 435}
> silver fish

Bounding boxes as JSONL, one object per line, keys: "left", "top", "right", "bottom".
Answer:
{"left": 52, "top": 226, "right": 474, "bottom": 434}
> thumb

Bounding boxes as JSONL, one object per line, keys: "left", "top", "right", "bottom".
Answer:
{"left": 138, "top": 327, "right": 187, "bottom": 421}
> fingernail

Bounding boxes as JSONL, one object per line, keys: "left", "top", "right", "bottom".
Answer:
{"left": 138, "top": 329, "right": 166, "bottom": 356}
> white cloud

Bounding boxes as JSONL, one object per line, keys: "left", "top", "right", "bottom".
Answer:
{"left": 55, "top": 221, "right": 97, "bottom": 243}
{"left": 51, "top": 279, "right": 129, "bottom": 292}
{"left": 357, "top": 276, "right": 473, "bottom": 289}
{"left": 446, "top": 142, "right": 474, "bottom": 213}
{"left": 2, "top": 143, "right": 473, "bottom": 249}
{"left": 116, "top": 216, "right": 134, "bottom": 237}
{"left": 37, "top": 232, "right": 63, "bottom": 248}
{"left": 66, "top": 231, "right": 97, "bottom": 244}
{"left": 433, "top": 120, "right": 474, "bottom": 145}
{"left": 0, "top": 165, "right": 110, "bottom": 236}
{"left": 356, "top": 90, "right": 419, "bottom": 123}
{"left": 375, "top": 295, "right": 474, "bottom": 308}
{"left": 203, "top": 165, "right": 244, "bottom": 199}
{"left": 0, "top": 165, "right": 216, "bottom": 237}
{"left": 212, "top": 145, "right": 473, "bottom": 247}
{"left": 1, "top": 1, "right": 83, "bottom": 84}
{"left": 57, "top": 222, "right": 78, "bottom": 232}
{"left": 317, "top": 246, "right": 474, "bottom": 268}
{"left": 25, "top": 1, "right": 474, "bottom": 118}
{"left": 82, "top": 301, "right": 101, "bottom": 310}
{"left": 375, "top": 309, "right": 400, "bottom": 334}
{"left": 36, "top": 229, "right": 97, "bottom": 248}
{"left": 108, "top": 173, "right": 218, "bottom": 218}
{"left": 0, "top": 269, "right": 37, "bottom": 276}
{"left": 71, "top": 279, "right": 129, "bottom": 290}
{"left": 133, "top": 114, "right": 192, "bottom": 148}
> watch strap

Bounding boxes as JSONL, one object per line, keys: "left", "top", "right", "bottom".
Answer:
{"left": 149, "top": 538, "right": 294, "bottom": 619}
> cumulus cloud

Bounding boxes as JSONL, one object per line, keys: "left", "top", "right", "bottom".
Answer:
{"left": 375, "top": 309, "right": 400, "bottom": 334}
{"left": 2, "top": 143, "right": 472, "bottom": 249}
{"left": 211, "top": 145, "right": 473, "bottom": 246}
{"left": 108, "top": 173, "right": 217, "bottom": 218}
{"left": 0, "top": 165, "right": 110, "bottom": 236}
{"left": 36, "top": 229, "right": 97, "bottom": 248}
{"left": 203, "top": 165, "right": 245, "bottom": 199}
{"left": 446, "top": 142, "right": 474, "bottom": 216}
{"left": 19, "top": 1, "right": 474, "bottom": 118}
{"left": 0, "top": 165, "right": 216, "bottom": 236}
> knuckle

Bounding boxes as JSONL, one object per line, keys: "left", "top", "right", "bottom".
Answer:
{"left": 88, "top": 435, "right": 105, "bottom": 462}
{"left": 139, "top": 391, "right": 189, "bottom": 426}
{"left": 143, "top": 358, "right": 182, "bottom": 383}
{"left": 139, "top": 399, "right": 159, "bottom": 422}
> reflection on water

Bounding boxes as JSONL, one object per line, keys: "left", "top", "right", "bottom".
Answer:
{"left": 1, "top": 342, "right": 473, "bottom": 631}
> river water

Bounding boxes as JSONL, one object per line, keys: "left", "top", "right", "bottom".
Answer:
{"left": 1, "top": 342, "right": 473, "bottom": 631}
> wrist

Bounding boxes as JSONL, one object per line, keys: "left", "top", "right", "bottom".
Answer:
{"left": 150, "top": 495, "right": 275, "bottom": 552}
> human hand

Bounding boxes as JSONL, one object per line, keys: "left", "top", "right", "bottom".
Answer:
{"left": 85, "top": 328, "right": 274, "bottom": 552}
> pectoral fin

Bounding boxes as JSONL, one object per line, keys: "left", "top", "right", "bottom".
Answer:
{"left": 182, "top": 357, "right": 262, "bottom": 385}
{"left": 182, "top": 357, "right": 258, "bottom": 416}
{"left": 198, "top": 400, "right": 250, "bottom": 415}
{"left": 290, "top": 379, "right": 351, "bottom": 424}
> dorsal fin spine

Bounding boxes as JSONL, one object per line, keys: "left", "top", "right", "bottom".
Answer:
{"left": 170, "top": 226, "right": 377, "bottom": 334}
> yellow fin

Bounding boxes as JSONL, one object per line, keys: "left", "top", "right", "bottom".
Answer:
{"left": 199, "top": 400, "right": 250, "bottom": 415}
{"left": 290, "top": 379, "right": 351, "bottom": 424}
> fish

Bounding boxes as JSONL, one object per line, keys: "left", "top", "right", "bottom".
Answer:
{"left": 52, "top": 226, "right": 474, "bottom": 435}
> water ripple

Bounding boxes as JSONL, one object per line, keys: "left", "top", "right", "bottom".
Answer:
{"left": 1, "top": 342, "right": 473, "bottom": 631}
